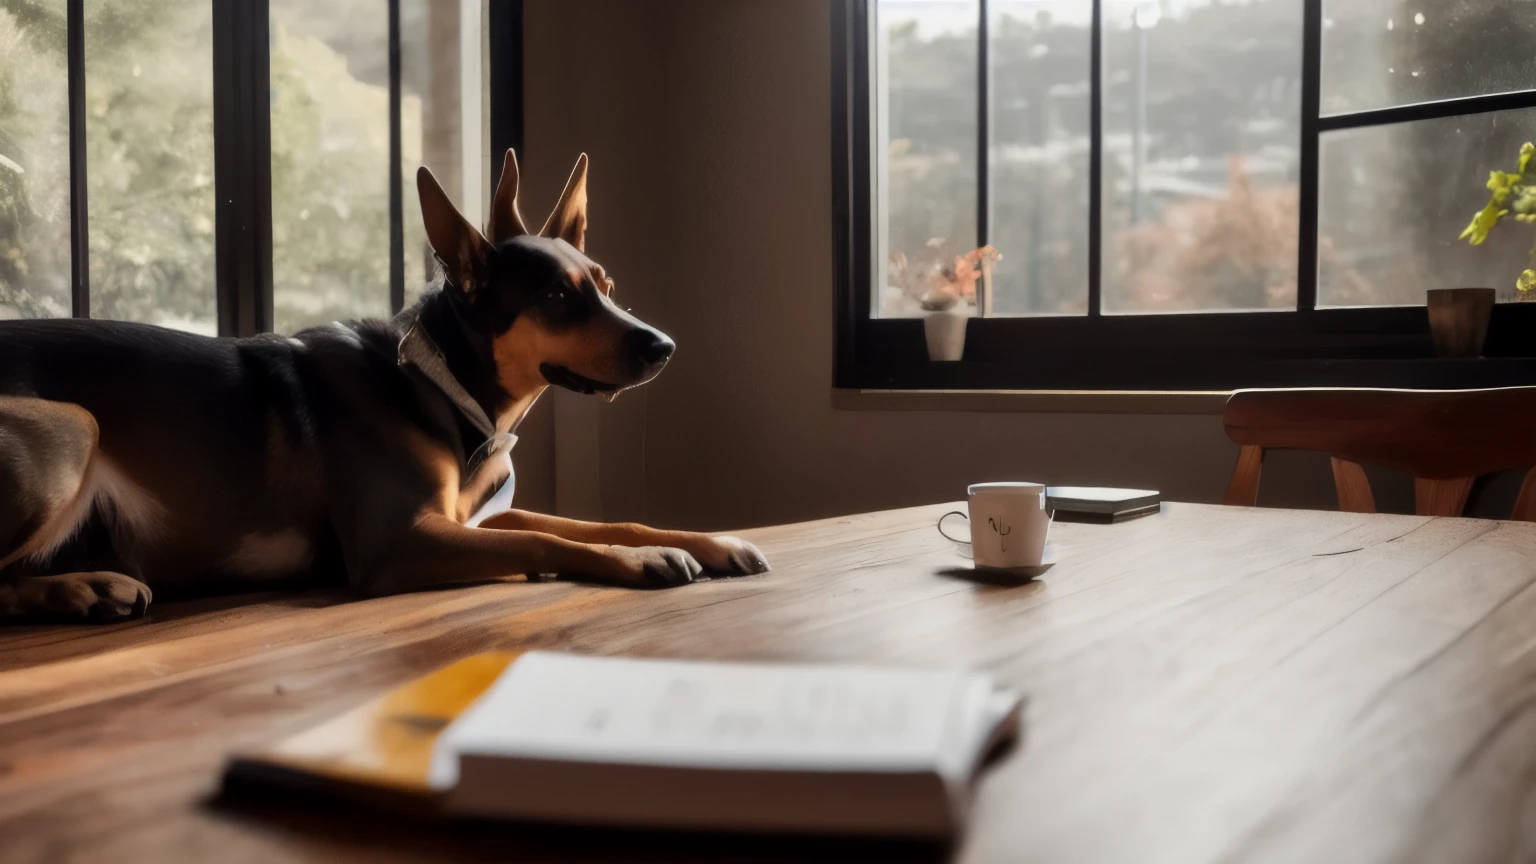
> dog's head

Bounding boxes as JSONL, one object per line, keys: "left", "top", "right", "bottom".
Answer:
{"left": 416, "top": 149, "right": 673, "bottom": 402}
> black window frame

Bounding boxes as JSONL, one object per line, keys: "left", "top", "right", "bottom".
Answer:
{"left": 833, "top": 0, "right": 1536, "bottom": 393}
{"left": 56, "top": 0, "right": 524, "bottom": 338}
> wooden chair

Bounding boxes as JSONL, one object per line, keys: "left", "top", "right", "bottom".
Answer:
{"left": 1223, "top": 387, "right": 1536, "bottom": 521}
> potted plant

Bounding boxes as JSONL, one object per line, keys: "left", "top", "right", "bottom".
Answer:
{"left": 1451, "top": 141, "right": 1536, "bottom": 357}
{"left": 890, "top": 240, "right": 1001, "bottom": 361}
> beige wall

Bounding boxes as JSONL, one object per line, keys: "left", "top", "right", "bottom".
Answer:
{"left": 513, "top": 0, "right": 1513, "bottom": 531}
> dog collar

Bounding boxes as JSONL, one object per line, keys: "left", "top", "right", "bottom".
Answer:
{"left": 397, "top": 320, "right": 517, "bottom": 470}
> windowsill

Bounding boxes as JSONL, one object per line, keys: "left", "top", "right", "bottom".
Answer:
{"left": 831, "top": 389, "right": 1231, "bottom": 415}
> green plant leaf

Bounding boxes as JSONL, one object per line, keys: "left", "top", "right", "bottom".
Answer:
{"left": 1518, "top": 269, "right": 1536, "bottom": 294}
{"left": 1514, "top": 185, "right": 1536, "bottom": 215}
{"left": 1520, "top": 142, "right": 1535, "bottom": 175}
{"left": 1488, "top": 170, "right": 1521, "bottom": 205}
{"left": 1461, "top": 202, "right": 1509, "bottom": 244}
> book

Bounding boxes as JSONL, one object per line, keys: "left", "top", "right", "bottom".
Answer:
{"left": 225, "top": 651, "right": 1021, "bottom": 839}
{"left": 1046, "top": 487, "right": 1161, "bottom": 523}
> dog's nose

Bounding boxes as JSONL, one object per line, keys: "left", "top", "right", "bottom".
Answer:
{"left": 632, "top": 331, "right": 675, "bottom": 366}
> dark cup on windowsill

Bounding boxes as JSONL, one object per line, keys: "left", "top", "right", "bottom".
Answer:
{"left": 1427, "top": 288, "right": 1495, "bottom": 359}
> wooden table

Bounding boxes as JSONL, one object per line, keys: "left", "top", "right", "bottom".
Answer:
{"left": 5, "top": 502, "right": 1536, "bottom": 863}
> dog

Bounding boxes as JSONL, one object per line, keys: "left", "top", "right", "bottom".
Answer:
{"left": 0, "top": 150, "right": 769, "bottom": 623}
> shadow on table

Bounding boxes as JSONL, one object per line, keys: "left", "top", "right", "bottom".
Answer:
{"left": 0, "top": 591, "right": 360, "bottom": 663}
{"left": 208, "top": 783, "right": 952, "bottom": 864}
{"left": 933, "top": 565, "right": 1053, "bottom": 589}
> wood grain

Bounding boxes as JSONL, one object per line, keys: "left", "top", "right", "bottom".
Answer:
{"left": 5, "top": 503, "right": 1536, "bottom": 864}
{"left": 1511, "top": 469, "right": 1536, "bottom": 523}
{"left": 1331, "top": 457, "right": 1375, "bottom": 513}
{"left": 1426, "top": 288, "right": 1495, "bottom": 359}
{"left": 1415, "top": 476, "right": 1476, "bottom": 517}
{"left": 1224, "top": 444, "right": 1263, "bottom": 507}
{"left": 1224, "top": 387, "right": 1536, "bottom": 479}
{"left": 1224, "top": 387, "right": 1536, "bottom": 519}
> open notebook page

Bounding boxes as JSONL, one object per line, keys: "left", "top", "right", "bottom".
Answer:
{"left": 430, "top": 652, "right": 1002, "bottom": 788}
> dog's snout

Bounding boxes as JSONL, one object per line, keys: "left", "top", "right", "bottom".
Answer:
{"left": 630, "top": 330, "right": 675, "bottom": 367}
{"left": 643, "top": 337, "right": 675, "bottom": 365}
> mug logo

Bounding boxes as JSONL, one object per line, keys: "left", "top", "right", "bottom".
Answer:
{"left": 988, "top": 517, "right": 1011, "bottom": 552}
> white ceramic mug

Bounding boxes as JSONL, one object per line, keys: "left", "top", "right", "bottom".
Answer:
{"left": 958, "top": 482, "right": 1053, "bottom": 569}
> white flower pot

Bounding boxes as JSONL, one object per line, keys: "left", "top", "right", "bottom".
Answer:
{"left": 924, "top": 311, "right": 968, "bottom": 361}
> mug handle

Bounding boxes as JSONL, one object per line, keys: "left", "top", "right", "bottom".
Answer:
{"left": 937, "top": 510, "right": 970, "bottom": 544}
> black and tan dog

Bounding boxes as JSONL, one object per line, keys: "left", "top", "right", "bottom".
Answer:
{"left": 0, "top": 150, "right": 768, "bottom": 623}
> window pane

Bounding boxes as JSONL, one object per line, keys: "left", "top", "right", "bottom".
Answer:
{"left": 87, "top": 0, "right": 216, "bottom": 334}
{"left": 1322, "top": 1, "right": 1536, "bottom": 116}
{"left": 1318, "top": 108, "right": 1536, "bottom": 308}
{"left": 0, "top": 1, "right": 70, "bottom": 320}
{"left": 1100, "top": 0, "right": 1301, "bottom": 314}
{"left": 876, "top": 0, "right": 978, "bottom": 318}
{"left": 989, "top": 1, "right": 1089, "bottom": 316}
{"left": 270, "top": 0, "right": 392, "bottom": 334}
{"left": 401, "top": 0, "right": 484, "bottom": 307}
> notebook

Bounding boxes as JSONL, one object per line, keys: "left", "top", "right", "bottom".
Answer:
{"left": 1046, "top": 487, "right": 1161, "bottom": 523}
{"left": 225, "top": 651, "right": 1022, "bottom": 839}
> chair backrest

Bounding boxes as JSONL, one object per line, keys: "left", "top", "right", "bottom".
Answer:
{"left": 1222, "top": 387, "right": 1536, "bottom": 520}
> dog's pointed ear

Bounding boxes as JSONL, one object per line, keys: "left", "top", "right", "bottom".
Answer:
{"left": 417, "top": 166, "right": 495, "bottom": 294}
{"left": 486, "top": 149, "right": 529, "bottom": 245}
{"left": 539, "top": 153, "right": 589, "bottom": 252}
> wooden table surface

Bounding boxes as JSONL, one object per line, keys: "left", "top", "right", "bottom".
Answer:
{"left": 5, "top": 502, "right": 1536, "bottom": 863}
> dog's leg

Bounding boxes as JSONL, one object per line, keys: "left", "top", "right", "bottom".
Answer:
{"left": 0, "top": 397, "right": 153, "bottom": 623}
{"left": 353, "top": 514, "right": 725, "bottom": 596}
{"left": 476, "top": 510, "right": 770, "bottom": 576}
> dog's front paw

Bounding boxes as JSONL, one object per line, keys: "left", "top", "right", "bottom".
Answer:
{"left": 607, "top": 546, "right": 704, "bottom": 588}
{"left": 6, "top": 571, "right": 152, "bottom": 622}
{"left": 690, "top": 536, "right": 770, "bottom": 576}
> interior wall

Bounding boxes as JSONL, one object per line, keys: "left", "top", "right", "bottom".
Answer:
{"left": 516, "top": 0, "right": 1514, "bottom": 531}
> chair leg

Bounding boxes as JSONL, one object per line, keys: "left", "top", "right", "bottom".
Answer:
{"left": 1512, "top": 469, "right": 1536, "bottom": 523}
{"left": 1414, "top": 476, "right": 1475, "bottom": 517}
{"left": 1225, "top": 445, "right": 1263, "bottom": 507}
{"left": 1331, "top": 458, "right": 1376, "bottom": 513}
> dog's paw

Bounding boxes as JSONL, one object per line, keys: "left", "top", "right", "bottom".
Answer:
{"left": 9, "top": 572, "right": 152, "bottom": 622}
{"left": 690, "top": 536, "right": 771, "bottom": 576}
{"left": 608, "top": 546, "right": 704, "bottom": 588}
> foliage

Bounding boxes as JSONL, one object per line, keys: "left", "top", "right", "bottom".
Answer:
{"left": 83, "top": 0, "right": 217, "bottom": 331}
{"left": 1117, "top": 157, "right": 1369, "bottom": 310}
{"left": 269, "top": 13, "right": 406, "bottom": 332}
{"left": 0, "top": 0, "right": 421, "bottom": 332}
{"left": 0, "top": 1, "right": 69, "bottom": 318}
{"left": 1459, "top": 142, "right": 1536, "bottom": 298}
{"left": 1117, "top": 158, "right": 1295, "bottom": 311}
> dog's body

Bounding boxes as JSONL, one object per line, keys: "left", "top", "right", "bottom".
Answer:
{"left": 0, "top": 151, "right": 767, "bottom": 622}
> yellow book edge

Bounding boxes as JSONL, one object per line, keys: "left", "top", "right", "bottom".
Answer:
{"left": 223, "top": 651, "right": 521, "bottom": 815}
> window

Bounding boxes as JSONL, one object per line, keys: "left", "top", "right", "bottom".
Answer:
{"left": 835, "top": 0, "right": 1536, "bottom": 391}
{"left": 400, "top": 0, "right": 491, "bottom": 309}
{"left": 1, "top": 0, "right": 71, "bottom": 320}
{"left": 0, "top": 0, "right": 517, "bottom": 337}
{"left": 270, "top": 0, "right": 395, "bottom": 333}
{"left": 87, "top": 0, "right": 217, "bottom": 334}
